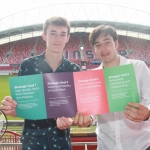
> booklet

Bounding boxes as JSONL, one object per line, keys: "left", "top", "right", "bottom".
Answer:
{"left": 9, "top": 64, "right": 140, "bottom": 119}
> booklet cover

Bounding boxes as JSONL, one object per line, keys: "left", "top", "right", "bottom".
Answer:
{"left": 9, "top": 74, "right": 47, "bottom": 119}
{"left": 9, "top": 64, "right": 140, "bottom": 119}
{"left": 43, "top": 73, "right": 77, "bottom": 119}
{"left": 104, "top": 64, "right": 140, "bottom": 112}
{"left": 73, "top": 69, "right": 109, "bottom": 115}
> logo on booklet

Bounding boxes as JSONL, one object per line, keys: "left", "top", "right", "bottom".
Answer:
{"left": 0, "top": 110, "right": 7, "bottom": 138}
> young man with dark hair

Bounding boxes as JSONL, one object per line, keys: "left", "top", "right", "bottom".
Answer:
{"left": 74, "top": 25, "right": 150, "bottom": 150}
{"left": 1, "top": 16, "right": 81, "bottom": 150}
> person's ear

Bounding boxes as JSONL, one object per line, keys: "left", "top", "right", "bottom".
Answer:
{"left": 42, "top": 32, "right": 46, "bottom": 41}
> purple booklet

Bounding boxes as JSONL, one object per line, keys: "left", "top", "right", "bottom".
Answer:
{"left": 43, "top": 73, "right": 77, "bottom": 119}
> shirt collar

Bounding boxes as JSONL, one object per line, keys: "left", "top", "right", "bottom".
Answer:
{"left": 41, "top": 52, "right": 66, "bottom": 72}
{"left": 98, "top": 55, "right": 126, "bottom": 69}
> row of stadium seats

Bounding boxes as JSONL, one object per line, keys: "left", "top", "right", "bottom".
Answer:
{"left": 0, "top": 34, "right": 150, "bottom": 65}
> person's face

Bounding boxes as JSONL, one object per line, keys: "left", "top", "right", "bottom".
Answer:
{"left": 93, "top": 34, "right": 118, "bottom": 64}
{"left": 42, "top": 24, "right": 70, "bottom": 53}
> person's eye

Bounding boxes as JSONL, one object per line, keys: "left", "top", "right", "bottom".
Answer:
{"left": 50, "top": 33, "right": 55, "bottom": 35}
{"left": 95, "top": 44, "right": 99, "bottom": 47}
{"left": 61, "top": 34, "right": 66, "bottom": 37}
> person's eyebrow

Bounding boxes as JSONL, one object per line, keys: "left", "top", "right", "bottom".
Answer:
{"left": 49, "top": 30, "right": 56, "bottom": 33}
{"left": 94, "top": 37, "right": 111, "bottom": 45}
{"left": 94, "top": 41, "right": 99, "bottom": 45}
{"left": 61, "top": 31, "right": 67, "bottom": 34}
{"left": 49, "top": 30, "right": 67, "bottom": 34}
{"left": 103, "top": 37, "right": 111, "bottom": 41}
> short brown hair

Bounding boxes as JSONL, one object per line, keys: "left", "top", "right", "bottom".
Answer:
{"left": 43, "top": 16, "right": 70, "bottom": 35}
{"left": 89, "top": 25, "right": 118, "bottom": 47}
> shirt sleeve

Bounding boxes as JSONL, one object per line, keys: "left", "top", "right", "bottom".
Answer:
{"left": 139, "top": 62, "right": 150, "bottom": 106}
{"left": 138, "top": 62, "right": 150, "bottom": 120}
{"left": 18, "top": 60, "right": 30, "bottom": 76}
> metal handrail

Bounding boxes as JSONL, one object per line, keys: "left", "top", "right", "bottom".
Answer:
{"left": 0, "top": 143, "right": 22, "bottom": 146}
{"left": 7, "top": 120, "right": 97, "bottom": 126}
{"left": 0, "top": 142, "right": 97, "bottom": 146}
{"left": 72, "top": 142, "right": 97, "bottom": 146}
{"left": 0, "top": 142, "right": 97, "bottom": 150}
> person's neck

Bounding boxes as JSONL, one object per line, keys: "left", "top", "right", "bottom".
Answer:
{"left": 45, "top": 51, "right": 62, "bottom": 72}
{"left": 103, "top": 55, "right": 120, "bottom": 68}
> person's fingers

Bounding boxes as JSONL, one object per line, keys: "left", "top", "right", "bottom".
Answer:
{"left": 4, "top": 96, "right": 17, "bottom": 106}
{"left": 1, "top": 100, "right": 16, "bottom": 108}
{"left": 83, "top": 116, "right": 92, "bottom": 126}
{"left": 1, "top": 96, "right": 17, "bottom": 111}
{"left": 74, "top": 112, "right": 80, "bottom": 124}
{"left": 124, "top": 112, "right": 141, "bottom": 122}
{"left": 1, "top": 96, "right": 17, "bottom": 110}
{"left": 57, "top": 118, "right": 66, "bottom": 129}
{"left": 79, "top": 115, "right": 92, "bottom": 127}
{"left": 78, "top": 113, "right": 84, "bottom": 126}
{"left": 57, "top": 117, "right": 73, "bottom": 130}
{"left": 1, "top": 104, "right": 14, "bottom": 110}
{"left": 2, "top": 109, "right": 15, "bottom": 115}
{"left": 125, "top": 103, "right": 149, "bottom": 121}
{"left": 74, "top": 113, "right": 93, "bottom": 127}
{"left": 61, "top": 117, "right": 73, "bottom": 126}
{"left": 127, "top": 102, "right": 139, "bottom": 108}
{"left": 78, "top": 113, "right": 92, "bottom": 127}
{"left": 125, "top": 105, "right": 138, "bottom": 114}
{"left": 0, "top": 97, "right": 17, "bottom": 117}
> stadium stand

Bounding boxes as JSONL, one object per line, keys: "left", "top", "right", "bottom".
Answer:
{"left": 4, "top": 38, "right": 36, "bottom": 65}
{"left": 124, "top": 36, "right": 150, "bottom": 63}
{"left": 0, "top": 35, "right": 150, "bottom": 68}
{"left": 117, "top": 36, "right": 127, "bottom": 50}
{"left": 0, "top": 42, "right": 14, "bottom": 64}
{"left": 36, "top": 36, "right": 46, "bottom": 55}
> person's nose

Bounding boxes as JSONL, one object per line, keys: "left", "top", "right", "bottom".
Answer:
{"left": 101, "top": 44, "right": 106, "bottom": 51}
{"left": 55, "top": 34, "right": 61, "bottom": 41}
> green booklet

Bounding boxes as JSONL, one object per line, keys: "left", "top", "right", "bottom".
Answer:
{"left": 104, "top": 64, "right": 140, "bottom": 112}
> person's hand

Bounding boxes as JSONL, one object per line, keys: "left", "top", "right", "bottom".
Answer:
{"left": 124, "top": 102, "right": 150, "bottom": 122}
{"left": 56, "top": 117, "right": 73, "bottom": 130}
{"left": 0, "top": 96, "right": 17, "bottom": 117}
{"left": 74, "top": 112, "right": 93, "bottom": 127}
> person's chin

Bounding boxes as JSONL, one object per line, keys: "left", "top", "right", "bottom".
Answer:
{"left": 102, "top": 55, "right": 110, "bottom": 61}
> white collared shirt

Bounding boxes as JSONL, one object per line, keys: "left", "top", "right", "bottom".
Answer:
{"left": 93, "top": 56, "right": 150, "bottom": 150}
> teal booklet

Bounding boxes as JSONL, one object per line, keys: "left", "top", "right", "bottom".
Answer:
{"left": 9, "top": 64, "right": 140, "bottom": 120}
